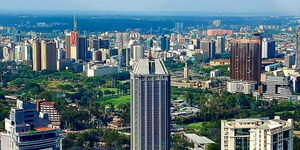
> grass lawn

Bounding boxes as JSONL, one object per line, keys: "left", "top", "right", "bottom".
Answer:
{"left": 98, "top": 95, "right": 130, "bottom": 106}
{"left": 187, "top": 122, "right": 202, "bottom": 131}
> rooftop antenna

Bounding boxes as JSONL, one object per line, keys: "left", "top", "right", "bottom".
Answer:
{"left": 73, "top": 15, "right": 78, "bottom": 32}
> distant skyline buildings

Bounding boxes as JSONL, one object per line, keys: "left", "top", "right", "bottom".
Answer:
{"left": 296, "top": 28, "right": 300, "bottom": 70}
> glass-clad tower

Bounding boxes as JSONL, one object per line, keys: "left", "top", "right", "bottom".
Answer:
{"left": 131, "top": 58, "right": 171, "bottom": 150}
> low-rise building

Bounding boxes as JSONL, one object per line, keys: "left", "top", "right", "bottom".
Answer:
{"left": 85, "top": 62, "right": 119, "bottom": 77}
{"left": 227, "top": 81, "right": 256, "bottom": 94}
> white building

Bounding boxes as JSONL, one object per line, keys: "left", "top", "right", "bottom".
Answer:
{"left": 86, "top": 62, "right": 119, "bottom": 77}
{"left": 227, "top": 81, "right": 256, "bottom": 94}
{"left": 221, "top": 116, "right": 293, "bottom": 150}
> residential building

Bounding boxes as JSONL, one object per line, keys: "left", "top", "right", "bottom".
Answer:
{"left": 161, "top": 35, "right": 170, "bottom": 51}
{"left": 221, "top": 116, "right": 293, "bottom": 150}
{"left": 37, "top": 101, "right": 61, "bottom": 129}
{"left": 131, "top": 58, "right": 171, "bottom": 150}
{"left": 216, "top": 36, "right": 225, "bottom": 54}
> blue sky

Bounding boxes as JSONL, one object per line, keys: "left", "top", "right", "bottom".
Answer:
{"left": 1, "top": 0, "right": 299, "bottom": 15}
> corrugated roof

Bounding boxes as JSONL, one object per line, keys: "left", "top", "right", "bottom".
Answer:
{"left": 184, "top": 133, "right": 215, "bottom": 144}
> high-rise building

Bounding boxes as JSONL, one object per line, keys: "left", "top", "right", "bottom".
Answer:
{"left": 262, "top": 38, "right": 276, "bottom": 59}
{"left": 70, "top": 31, "right": 79, "bottom": 60}
{"left": 41, "top": 40, "right": 57, "bottom": 71}
{"left": 221, "top": 116, "right": 293, "bottom": 150}
{"left": 191, "top": 39, "right": 201, "bottom": 49}
{"left": 230, "top": 38, "right": 261, "bottom": 82}
{"left": 284, "top": 54, "right": 296, "bottom": 68}
{"left": 32, "top": 40, "right": 42, "bottom": 71}
{"left": 78, "top": 36, "right": 87, "bottom": 60}
{"left": 1, "top": 100, "right": 62, "bottom": 150}
{"left": 296, "top": 28, "right": 300, "bottom": 70}
{"left": 99, "top": 39, "right": 110, "bottom": 49}
{"left": 161, "top": 35, "right": 170, "bottom": 51}
{"left": 200, "top": 40, "right": 216, "bottom": 58}
{"left": 65, "top": 33, "right": 71, "bottom": 58}
{"left": 131, "top": 58, "right": 171, "bottom": 150}
{"left": 216, "top": 36, "right": 225, "bottom": 54}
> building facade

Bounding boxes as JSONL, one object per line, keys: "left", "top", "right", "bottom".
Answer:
{"left": 1, "top": 100, "right": 62, "bottom": 150}
{"left": 296, "top": 28, "right": 300, "bottom": 70}
{"left": 221, "top": 116, "right": 293, "bottom": 150}
{"left": 41, "top": 40, "right": 57, "bottom": 71}
{"left": 230, "top": 38, "right": 261, "bottom": 82}
{"left": 131, "top": 59, "right": 171, "bottom": 150}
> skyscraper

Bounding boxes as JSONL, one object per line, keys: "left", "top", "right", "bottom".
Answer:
{"left": 41, "top": 40, "right": 57, "bottom": 71}
{"left": 70, "top": 31, "right": 79, "bottom": 59}
{"left": 65, "top": 33, "right": 71, "bottom": 58}
{"left": 296, "top": 28, "right": 300, "bottom": 70}
{"left": 216, "top": 36, "right": 225, "bottom": 54}
{"left": 230, "top": 38, "right": 261, "bottom": 82}
{"left": 161, "top": 35, "right": 170, "bottom": 51}
{"left": 78, "top": 36, "right": 87, "bottom": 60}
{"left": 131, "top": 58, "right": 171, "bottom": 150}
{"left": 132, "top": 45, "right": 144, "bottom": 62}
{"left": 262, "top": 38, "right": 276, "bottom": 59}
{"left": 32, "top": 40, "right": 41, "bottom": 71}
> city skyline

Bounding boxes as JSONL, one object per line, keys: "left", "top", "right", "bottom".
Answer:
{"left": 1, "top": 0, "right": 300, "bottom": 16}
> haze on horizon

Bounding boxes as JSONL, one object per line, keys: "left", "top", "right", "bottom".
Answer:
{"left": 1, "top": 0, "right": 300, "bottom": 16}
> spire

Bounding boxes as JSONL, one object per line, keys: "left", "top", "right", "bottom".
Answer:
{"left": 73, "top": 15, "right": 78, "bottom": 32}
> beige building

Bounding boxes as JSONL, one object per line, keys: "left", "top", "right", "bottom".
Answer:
{"left": 32, "top": 40, "right": 41, "bottom": 71}
{"left": 221, "top": 116, "right": 293, "bottom": 150}
{"left": 41, "top": 40, "right": 57, "bottom": 71}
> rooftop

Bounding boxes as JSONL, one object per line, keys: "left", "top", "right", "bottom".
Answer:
{"left": 133, "top": 59, "right": 169, "bottom": 75}
{"left": 184, "top": 133, "right": 215, "bottom": 144}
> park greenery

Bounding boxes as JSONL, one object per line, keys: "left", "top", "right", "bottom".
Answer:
{"left": 1, "top": 61, "right": 300, "bottom": 149}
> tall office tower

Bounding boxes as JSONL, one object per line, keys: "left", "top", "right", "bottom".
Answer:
{"left": 41, "top": 40, "right": 57, "bottom": 71}
{"left": 99, "top": 39, "right": 110, "bottom": 49}
{"left": 23, "top": 44, "right": 32, "bottom": 61}
{"left": 262, "top": 38, "right": 276, "bottom": 59}
{"left": 230, "top": 38, "right": 261, "bottom": 82}
{"left": 132, "top": 45, "right": 144, "bottom": 62}
{"left": 216, "top": 36, "right": 225, "bottom": 54}
{"left": 65, "top": 33, "right": 71, "bottom": 58}
{"left": 3, "top": 47, "right": 10, "bottom": 61}
{"left": 200, "top": 40, "right": 216, "bottom": 58}
{"left": 131, "top": 59, "right": 171, "bottom": 150}
{"left": 88, "top": 37, "right": 99, "bottom": 50}
{"left": 161, "top": 35, "right": 170, "bottom": 51}
{"left": 0, "top": 100, "right": 62, "bottom": 150}
{"left": 32, "top": 40, "right": 42, "bottom": 71}
{"left": 296, "top": 28, "right": 300, "bottom": 70}
{"left": 14, "top": 45, "right": 23, "bottom": 60}
{"left": 209, "top": 40, "right": 216, "bottom": 58}
{"left": 191, "top": 38, "right": 201, "bottom": 49}
{"left": 221, "top": 116, "right": 293, "bottom": 150}
{"left": 0, "top": 46, "right": 3, "bottom": 60}
{"left": 78, "top": 36, "right": 87, "bottom": 60}
{"left": 116, "top": 33, "right": 129, "bottom": 49}
{"left": 70, "top": 31, "right": 79, "bottom": 59}
{"left": 284, "top": 54, "right": 296, "bottom": 68}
